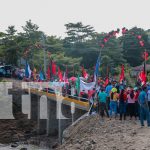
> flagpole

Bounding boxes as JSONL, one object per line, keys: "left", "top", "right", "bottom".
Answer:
{"left": 96, "top": 47, "right": 102, "bottom": 86}
{"left": 99, "top": 47, "right": 102, "bottom": 60}
{"left": 145, "top": 49, "right": 147, "bottom": 76}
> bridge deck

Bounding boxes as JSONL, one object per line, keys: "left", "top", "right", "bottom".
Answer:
{"left": 29, "top": 89, "right": 89, "bottom": 111}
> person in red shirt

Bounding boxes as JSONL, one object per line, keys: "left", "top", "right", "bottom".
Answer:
{"left": 119, "top": 89, "right": 127, "bottom": 120}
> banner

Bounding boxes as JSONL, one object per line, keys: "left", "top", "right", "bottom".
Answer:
{"left": 80, "top": 80, "right": 95, "bottom": 93}
{"left": 49, "top": 82, "right": 66, "bottom": 89}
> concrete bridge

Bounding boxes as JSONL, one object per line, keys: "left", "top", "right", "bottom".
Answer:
{"left": 27, "top": 89, "right": 89, "bottom": 142}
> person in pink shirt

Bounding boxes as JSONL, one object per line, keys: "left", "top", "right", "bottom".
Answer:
{"left": 127, "top": 90, "right": 136, "bottom": 120}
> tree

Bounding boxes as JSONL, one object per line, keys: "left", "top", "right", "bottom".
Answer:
{"left": 1, "top": 26, "right": 19, "bottom": 65}
{"left": 64, "top": 23, "right": 126, "bottom": 73}
{"left": 19, "top": 20, "right": 43, "bottom": 66}
{"left": 0, "top": 32, "right": 6, "bottom": 60}
{"left": 64, "top": 22, "right": 98, "bottom": 69}
{"left": 45, "top": 36, "right": 64, "bottom": 52}
{"left": 64, "top": 22, "right": 96, "bottom": 45}
{"left": 120, "top": 27, "right": 150, "bottom": 67}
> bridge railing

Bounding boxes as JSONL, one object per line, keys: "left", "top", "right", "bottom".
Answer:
{"left": 42, "top": 88, "right": 89, "bottom": 102}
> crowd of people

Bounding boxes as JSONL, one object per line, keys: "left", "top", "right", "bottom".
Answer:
{"left": 88, "top": 81, "right": 150, "bottom": 127}
{"left": 7, "top": 65, "right": 150, "bottom": 127}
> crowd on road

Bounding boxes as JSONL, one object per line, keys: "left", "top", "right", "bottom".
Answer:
{"left": 88, "top": 81, "right": 150, "bottom": 127}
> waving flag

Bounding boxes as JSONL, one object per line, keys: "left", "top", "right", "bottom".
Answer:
{"left": 104, "top": 77, "right": 109, "bottom": 87}
{"left": 138, "top": 63, "right": 147, "bottom": 85}
{"left": 139, "top": 70, "right": 146, "bottom": 85}
{"left": 25, "top": 62, "right": 31, "bottom": 78}
{"left": 39, "top": 71, "right": 44, "bottom": 81}
{"left": 95, "top": 57, "right": 100, "bottom": 76}
{"left": 119, "top": 65, "right": 125, "bottom": 83}
{"left": 75, "top": 75, "right": 80, "bottom": 95}
{"left": 52, "top": 61, "right": 56, "bottom": 75}
{"left": 82, "top": 66, "right": 88, "bottom": 79}
{"left": 46, "top": 65, "right": 51, "bottom": 80}
{"left": 58, "top": 67, "right": 63, "bottom": 81}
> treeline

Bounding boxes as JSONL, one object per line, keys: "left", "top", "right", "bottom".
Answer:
{"left": 0, "top": 20, "right": 150, "bottom": 76}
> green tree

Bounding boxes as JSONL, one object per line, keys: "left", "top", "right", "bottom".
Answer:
{"left": 18, "top": 20, "right": 43, "bottom": 67}
{"left": 1, "top": 26, "right": 20, "bottom": 65}
{"left": 64, "top": 22, "right": 96, "bottom": 45}
{"left": 120, "top": 27, "right": 150, "bottom": 67}
{"left": 64, "top": 22, "right": 98, "bottom": 69}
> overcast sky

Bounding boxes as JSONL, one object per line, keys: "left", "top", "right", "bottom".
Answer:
{"left": 0, "top": 0, "right": 150, "bottom": 37}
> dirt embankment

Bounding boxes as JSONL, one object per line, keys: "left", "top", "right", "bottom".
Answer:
{"left": 57, "top": 115, "right": 150, "bottom": 150}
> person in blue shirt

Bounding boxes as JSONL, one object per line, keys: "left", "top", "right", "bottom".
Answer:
{"left": 98, "top": 88, "right": 109, "bottom": 119}
{"left": 138, "top": 87, "right": 150, "bottom": 127}
{"left": 105, "top": 82, "right": 113, "bottom": 110}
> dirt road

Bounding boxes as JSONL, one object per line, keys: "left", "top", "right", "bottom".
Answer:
{"left": 58, "top": 115, "right": 150, "bottom": 150}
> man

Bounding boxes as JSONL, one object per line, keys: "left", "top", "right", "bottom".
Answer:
{"left": 147, "top": 85, "right": 150, "bottom": 110}
{"left": 138, "top": 87, "right": 150, "bottom": 127}
{"left": 98, "top": 88, "right": 109, "bottom": 119}
{"left": 105, "top": 82, "right": 113, "bottom": 110}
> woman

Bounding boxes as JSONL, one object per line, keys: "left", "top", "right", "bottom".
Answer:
{"left": 109, "top": 88, "right": 119, "bottom": 118}
{"left": 119, "top": 89, "right": 127, "bottom": 120}
{"left": 127, "top": 90, "right": 136, "bottom": 120}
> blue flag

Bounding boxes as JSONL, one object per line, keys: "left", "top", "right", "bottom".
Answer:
{"left": 25, "top": 61, "right": 31, "bottom": 78}
{"left": 39, "top": 71, "right": 44, "bottom": 81}
{"left": 95, "top": 57, "right": 100, "bottom": 76}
